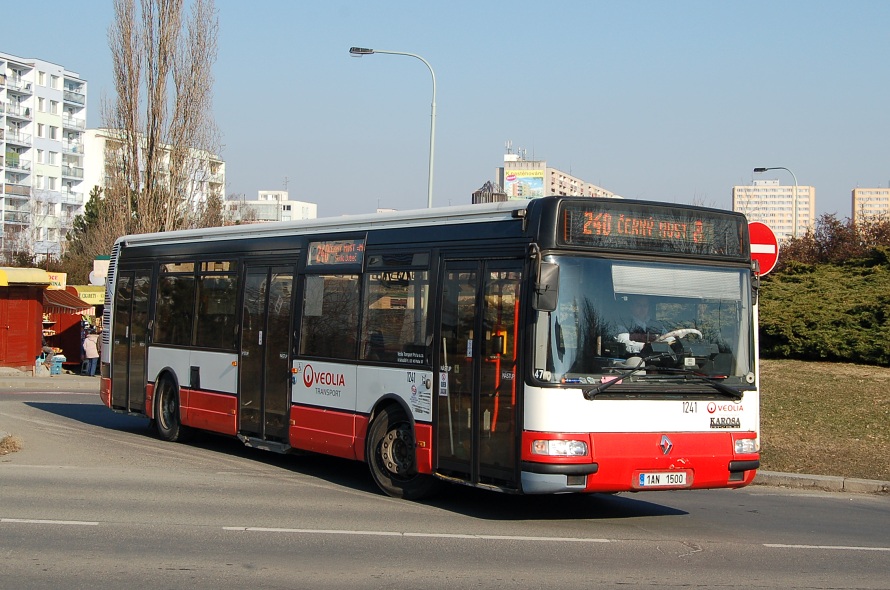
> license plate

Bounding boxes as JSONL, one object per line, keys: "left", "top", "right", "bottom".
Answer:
{"left": 637, "top": 471, "right": 689, "bottom": 488}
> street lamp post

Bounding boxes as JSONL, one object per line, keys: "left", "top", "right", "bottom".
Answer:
{"left": 349, "top": 46, "right": 436, "bottom": 209}
{"left": 754, "top": 166, "right": 799, "bottom": 238}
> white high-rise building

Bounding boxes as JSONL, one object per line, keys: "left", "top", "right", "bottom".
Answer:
{"left": 852, "top": 187, "right": 890, "bottom": 224}
{"left": 82, "top": 127, "right": 225, "bottom": 214}
{"left": 732, "top": 179, "right": 816, "bottom": 241}
{"left": 1, "top": 51, "right": 87, "bottom": 260}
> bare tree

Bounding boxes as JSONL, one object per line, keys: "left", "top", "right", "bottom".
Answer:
{"left": 102, "top": 0, "right": 220, "bottom": 237}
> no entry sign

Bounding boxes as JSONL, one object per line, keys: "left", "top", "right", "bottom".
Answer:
{"left": 748, "top": 222, "right": 779, "bottom": 275}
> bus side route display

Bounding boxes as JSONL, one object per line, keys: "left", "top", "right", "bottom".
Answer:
{"left": 559, "top": 201, "right": 747, "bottom": 258}
{"left": 308, "top": 239, "right": 366, "bottom": 266}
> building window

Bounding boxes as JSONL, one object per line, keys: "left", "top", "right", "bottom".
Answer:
{"left": 38, "top": 71, "right": 46, "bottom": 86}
{"left": 38, "top": 97, "right": 46, "bottom": 112}
{"left": 47, "top": 177, "right": 57, "bottom": 190}
{"left": 49, "top": 126, "right": 59, "bottom": 140}
{"left": 48, "top": 152, "right": 59, "bottom": 165}
{"left": 50, "top": 100, "right": 59, "bottom": 114}
{"left": 51, "top": 75, "right": 60, "bottom": 89}
{"left": 37, "top": 149, "right": 45, "bottom": 164}
{"left": 37, "top": 123, "right": 45, "bottom": 138}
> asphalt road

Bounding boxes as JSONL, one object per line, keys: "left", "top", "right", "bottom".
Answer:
{"left": 2, "top": 385, "right": 889, "bottom": 589}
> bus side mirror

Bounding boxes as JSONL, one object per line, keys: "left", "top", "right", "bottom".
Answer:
{"left": 533, "top": 262, "right": 559, "bottom": 312}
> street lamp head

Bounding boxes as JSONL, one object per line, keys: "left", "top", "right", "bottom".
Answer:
{"left": 349, "top": 47, "right": 375, "bottom": 56}
{"left": 753, "top": 167, "right": 769, "bottom": 173}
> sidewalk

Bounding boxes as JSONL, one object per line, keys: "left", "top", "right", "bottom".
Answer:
{"left": 0, "top": 369, "right": 887, "bottom": 494}
{"left": 0, "top": 367, "right": 101, "bottom": 393}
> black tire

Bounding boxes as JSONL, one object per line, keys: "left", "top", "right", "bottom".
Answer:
{"left": 154, "top": 377, "right": 190, "bottom": 442}
{"left": 366, "top": 405, "right": 440, "bottom": 500}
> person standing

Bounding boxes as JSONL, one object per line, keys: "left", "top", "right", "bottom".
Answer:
{"left": 83, "top": 329, "right": 100, "bottom": 377}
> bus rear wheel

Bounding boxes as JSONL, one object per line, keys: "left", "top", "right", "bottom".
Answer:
{"left": 367, "top": 405, "right": 438, "bottom": 500}
{"left": 154, "top": 378, "right": 190, "bottom": 442}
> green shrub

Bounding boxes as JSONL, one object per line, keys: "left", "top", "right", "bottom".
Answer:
{"left": 760, "top": 257, "right": 890, "bottom": 366}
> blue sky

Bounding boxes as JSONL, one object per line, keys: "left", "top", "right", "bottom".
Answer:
{"left": 7, "top": 0, "right": 889, "bottom": 217}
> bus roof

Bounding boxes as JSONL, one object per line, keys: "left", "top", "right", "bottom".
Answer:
{"left": 115, "top": 199, "right": 532, "bottom": 248}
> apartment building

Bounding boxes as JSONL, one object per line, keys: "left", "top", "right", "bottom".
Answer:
{"left": 732, "top": 179, "right": 816, "bottom": 240}
{"left": 225, "top": 191, "right": 317, "bottom": 223}
{"left": 1, "top": 51, "right": 87, "bottom": 261}
{"left": 852, "top": 187, "right": 890, "bottom": 224}
{"left": 495, "top": 149, "right": 615, "bottom": 202}
{"left": 82, "top": 127, "right": 225, "bottom": 214}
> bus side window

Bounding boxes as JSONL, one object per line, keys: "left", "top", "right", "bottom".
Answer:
{"left": 359, "top": 270, "right": 430, "bottom": 366}
{"left": 299, "top": 274, "right": 360, "bottom": 360}
{"left": 195, "top": 275, "right": 238, "bottom": 350}
{"left": 155, "top": 273, "right": 196, "bottom": 346}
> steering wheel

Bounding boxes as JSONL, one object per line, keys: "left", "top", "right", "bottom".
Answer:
{"left": 655, "top": 328, "right": 703, "bottom": 343}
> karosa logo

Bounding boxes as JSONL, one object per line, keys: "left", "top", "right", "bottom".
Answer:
{"left": 301, "top": 364, "right": 346, "bottom": 389}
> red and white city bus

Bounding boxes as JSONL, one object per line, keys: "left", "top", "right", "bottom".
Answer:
{"left": 100, "top": 196, "right": 760, "bottom": 499}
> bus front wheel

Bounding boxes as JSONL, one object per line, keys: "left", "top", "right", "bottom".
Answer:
{"left": 366, "top": 405, "right": 438, "bottom": 500}
{"left": 154, "top": 378, "right": 190, "bottom": 442}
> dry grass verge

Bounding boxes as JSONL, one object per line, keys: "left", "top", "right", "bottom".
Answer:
{"left": 760, "top": 359, "right": 890, "bottom": 481}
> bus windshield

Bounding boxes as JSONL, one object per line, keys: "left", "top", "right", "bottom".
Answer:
{"left": 534, "top": 255, "right": 754, "bottom": 387}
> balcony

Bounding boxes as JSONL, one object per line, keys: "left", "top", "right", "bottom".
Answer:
{"left": 62, "top": 140, "right": 83, "bottom": 154}
{"left": 6, "top": 78, "right": 33, "bottom": 94}
{"left": 4, "top": 130, "right": 32, "bottom": 146}
{"left": 63, "top": 89, "right": 86, "bottom": 105}
{"left": 62, "top": 116, "right": 86, "bottom": 130}
{"left": 3, "top": 211, "right": 31, "bottom": 224}
{"left": 5, "top": 103, "right": 32, "bottom": 120}
{"left": 2, "top": 184, "right": 31, "bottom": 198}
{"left": 6, "top": 158, "right": 31, "bottom": 173}
{"left": 61, "top": 165, "right": 84, "bottom": 179}
{"left": 61, "top": 190, "right": 84, "bottom": 205}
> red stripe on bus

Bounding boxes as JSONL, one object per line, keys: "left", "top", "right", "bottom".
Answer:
{"left": 289, "top": 405, "right": 361, "bottom": 460}
{"left": 180, "top": 388, "right": 237, "bottom": 436}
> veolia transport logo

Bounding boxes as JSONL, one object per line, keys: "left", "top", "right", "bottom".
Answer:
{"left": 301, "top": 364, "right": 346, "bottom": 389}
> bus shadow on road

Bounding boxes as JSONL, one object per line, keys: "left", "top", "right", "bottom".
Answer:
{"left": 26, "top": 401, "right": 687, "bottom": 521}
{"left": 26, "top": 401, "right": 151, "bottom": 433}
{"left": 420, "top": 485, "right": 689, "bottom": 521}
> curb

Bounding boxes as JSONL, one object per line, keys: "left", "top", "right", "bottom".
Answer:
{"left": 0, "top": 372, "right": 101, "bottom": 393}
{"left": 753, "top": 470, "right": 890, "bottom": 494}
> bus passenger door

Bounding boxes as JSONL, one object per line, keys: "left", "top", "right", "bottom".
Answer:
{"left": 110, "top": 268, "right": 151, "bottom": 413}
{"left": 239, "top": 265, "right": 294, "bottom": 442}
{"left": 436, "top": 259, "right": 523, "bottom": 489}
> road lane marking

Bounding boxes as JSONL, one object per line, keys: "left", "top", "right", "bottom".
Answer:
{"left": 765, "top": 543, "right": 890, "bottom": 552}
{"left": 1, "top": 518, "right": 99, "bottom": 526}
{"left": 224, "top": 527, "right": 609, "bottom": 543}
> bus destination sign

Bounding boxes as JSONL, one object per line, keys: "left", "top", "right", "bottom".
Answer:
{"left": 308, "top": 239, "right": 366, "bottom": 266}
{"left": 559, "top": 202, "right": 746, "bottom": 257}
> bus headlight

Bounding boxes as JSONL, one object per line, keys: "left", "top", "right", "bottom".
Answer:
{"left": 734, "top": 438, "right": 758, "bottom": 454}
{"left": 531, "top": 439, "right": 588, "bottom": 456}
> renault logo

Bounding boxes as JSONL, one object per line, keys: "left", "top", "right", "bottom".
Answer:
{"left": 659, "top": 435, "right": 673, "bottom": 455}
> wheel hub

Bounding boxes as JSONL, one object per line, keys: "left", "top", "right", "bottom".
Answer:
{"left": 380, "top": 426, "right": 414, "bottom": 476}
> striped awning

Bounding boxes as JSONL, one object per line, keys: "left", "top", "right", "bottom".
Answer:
{"left": 43, "top": 289, "right": 95, "bottom": 315}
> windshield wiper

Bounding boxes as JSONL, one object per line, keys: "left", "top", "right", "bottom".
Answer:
{"left": 582, "top": 357, "right": 744, "bottom": 402}
{"left": 582, "top": 353, "right": 673, "bottom": 400}
{"left": 646, "top": 367, "right": 744, "bottom": 401}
